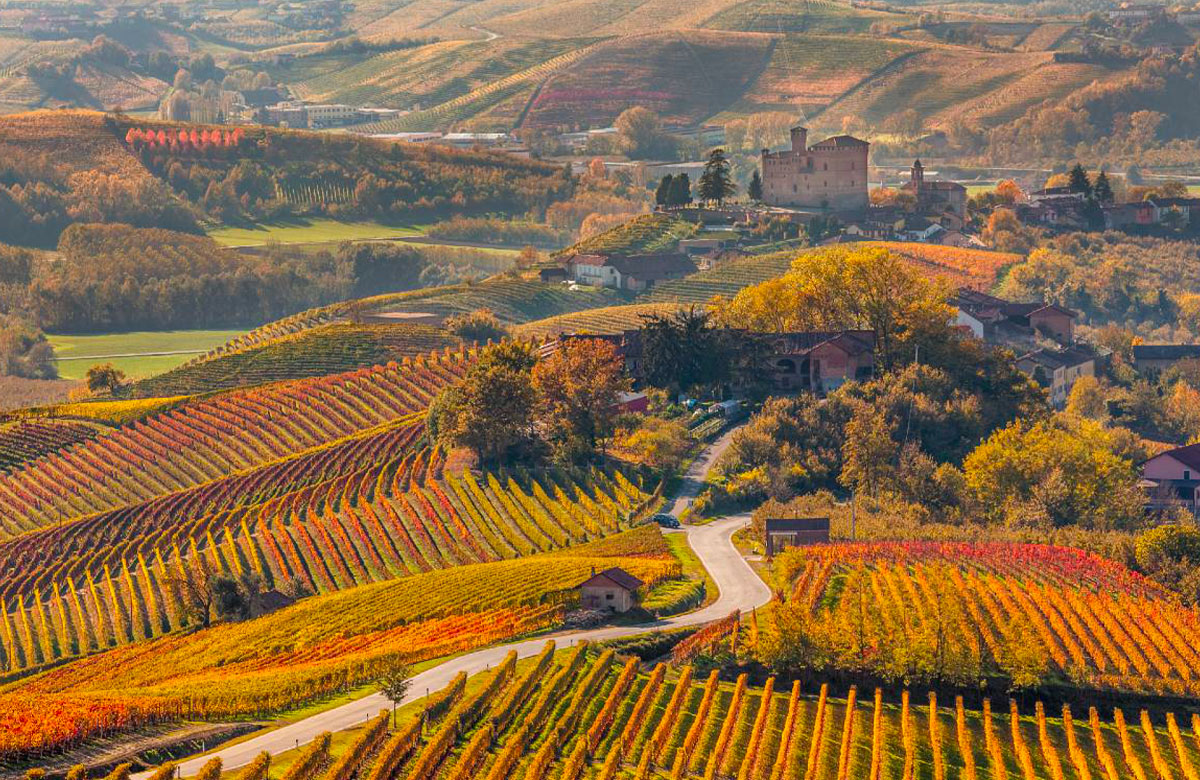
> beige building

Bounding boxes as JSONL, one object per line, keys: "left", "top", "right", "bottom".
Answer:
{"left": 578, "top": 567, "right": 643, "bottom": 613}
{"left": 760, "top": 127, "right": 870, "bottom": 213}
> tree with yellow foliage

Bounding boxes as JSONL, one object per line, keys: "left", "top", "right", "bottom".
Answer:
{"left": 713, "top": 245, "right": 952, "bottom": 369}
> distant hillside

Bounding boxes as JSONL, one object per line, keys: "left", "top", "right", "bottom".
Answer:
{"left": 0, "top": 110, "right": 574, "bottom": 247}
{"left": 522, "top": 30, "right": 775, "bottom": 128}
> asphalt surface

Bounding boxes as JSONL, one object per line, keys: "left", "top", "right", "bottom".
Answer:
{"left": 148, "top": 429, "right": 767, "bottom": 776}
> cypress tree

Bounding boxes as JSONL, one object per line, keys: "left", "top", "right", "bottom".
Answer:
{"left": 655, "top": 175, "right": 673, "bottom": 207}
{"left": 669, "top": 173, "right": 692, "bottom": 206}
{"left": 1067, "top": 164, "right": 1092, "bottom": 195}
{"left": 698, "top": 148, "right": 736, "bottom": 206}
{"left": 748, "top": 169, "right": 763, "bottom": 203}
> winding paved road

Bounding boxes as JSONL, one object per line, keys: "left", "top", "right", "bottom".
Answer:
{"left": 156, "top": 431, "right": 767, "bottom": 775}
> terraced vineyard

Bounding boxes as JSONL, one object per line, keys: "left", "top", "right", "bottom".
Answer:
{"left": 372, "top": 279, "right": 627, "bottom": 323}
{"left": 0, "top": 350, "right": 476, "bottom": 538}
{"left": 0, "top": 420, "right": 104, "bottom": 474}
{"left": 359, "top": 38, "right": 618, "bottom": 133}
{"left": 522, "top": 31, "right": 775, "bottom": 129}
{"left": 0, "top": 529, "right": 679, "bottom": 759}
{"left": 195, "top": 278, "right": 624, "bottom": 365}
{"left": 557, "top": 215, "right": 697, "bottom": 259}
{"left": 0, "top": 435, "right": 654, "bottom": 675}
{"left": 865, "top": 241, "right": 1021, "bottom": 289}
{"left": 815, "top": 47, "right": 1106, "bottom": 132}
{"left": 514, "top": 303, "right": 690, "bottom": 339}
{"left": 133, "top": 643, "right": 1200, "bottom": 780}
{"left": 779, "top": 541, "right": 1200, "bottom": 698}
{"left": 704, "top": 0, "right": 901, "bottom": 34}
{"left": 737, "top": 34, "right": 919, "bottom": 117}
{"left": 293, "top": 38, "right": 591, "bottom": 128}
{"left": 133, "top": 323, "right": 463, "bottom": 397}
{"left": 645, "top": 251, "right": 794, "bottom": 303}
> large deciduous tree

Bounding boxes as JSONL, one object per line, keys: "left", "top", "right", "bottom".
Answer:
{"left": 615, "top": 107, "right": 671, "bottom": 159}
{"left": 962, "top": 416, "right": 1142, "bottom": 530}
{"left": 531, "top": 338, "right": 630, "bottom": 464}
{"left": 428, "top": 342, "right": 537, "bottom": 465}
{"left": 713, "top": 245, "right": 952, "bottom": 369}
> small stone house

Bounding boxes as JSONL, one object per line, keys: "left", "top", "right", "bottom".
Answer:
{"left": 578, "top": 567, "right": 643, "bottom": 613}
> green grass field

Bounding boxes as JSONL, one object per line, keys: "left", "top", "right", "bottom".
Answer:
{"left": 207, "top": 219, "right": 428, "bottom": 247}
{"left": 49, "top": 330, "right": 245, "bottom": 380}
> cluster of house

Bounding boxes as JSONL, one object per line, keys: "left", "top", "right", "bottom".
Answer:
{"left": 1016, "top": 187, "right": 1200, "bottom": 232}
{"left": 369, "top": 131, "right": 528, "bottom": 152}
{"left": 952, "top": 288, "right": 1105, "bottom": 407}
{"left": 257, "top": 100, "right": 405, "bottom": 129}
{"left": 1106, "top": 2, "right": 1200, "bottom": 25}
{"left": 547, "top": 328, "right": 876, "bottom": 396}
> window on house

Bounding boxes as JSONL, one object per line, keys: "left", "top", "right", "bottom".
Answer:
{"left": 605, "top": 593, "right": 614, "bottom": 600}
{"left": 1186, "top": 470, "right": 1193, "bottom": 480}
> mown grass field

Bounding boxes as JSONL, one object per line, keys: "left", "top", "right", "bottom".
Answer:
{"left": 207, "top": 219, "right": 427, "bottom": 247}
{"left": 49, "top": 330, "right": 245, "bottom": 380}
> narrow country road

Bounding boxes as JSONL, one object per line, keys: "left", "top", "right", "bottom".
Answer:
{"left": 153, "top": 431, "right": 767, "bottom": 776}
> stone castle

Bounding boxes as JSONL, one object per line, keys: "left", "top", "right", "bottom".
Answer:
{"left": 760, "top": 126, "right": 869, "bottom": 213}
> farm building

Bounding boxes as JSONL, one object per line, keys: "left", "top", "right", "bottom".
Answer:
{"left": 1140, "top": 443, "right": 1200, "bottom": 516}
{"left": 562, "top": 252, "right": 697, "bottom": 291}
{"left": 578, "top": 567, "right": 644, "bottom": 612}
{"left": 764, "top": 517, "right": 831, "bottom": 556}
{"left": 769, "top": 331, "right": 875, "bottom": 393}
{"left": 953, "top": 289, "right": 1076, "bottom": 346}
{"left": 1132, "top": 344, "right": 1200, "bottom": 375}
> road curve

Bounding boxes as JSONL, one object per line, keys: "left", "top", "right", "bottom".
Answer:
{"left": 155, "top": 440, "right": 768, "bottom": 775}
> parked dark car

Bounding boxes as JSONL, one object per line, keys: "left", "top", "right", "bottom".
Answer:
{"left": 651, "top": 513, "right": 680, "bottom": 529}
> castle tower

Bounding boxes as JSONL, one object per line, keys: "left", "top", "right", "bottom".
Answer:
{"left": 790, "top": 126, "right": 809, "bottom": 152}
{"left": 911, "top": 159, "right": 925, "bottom": 192}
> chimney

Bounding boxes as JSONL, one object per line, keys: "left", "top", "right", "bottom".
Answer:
{"left": 790, "top": 126, "right": 808, "bottom": 152}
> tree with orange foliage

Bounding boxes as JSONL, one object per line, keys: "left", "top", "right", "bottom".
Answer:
{"left": 532, "top": 338, "right": 630, "bottom": 463}
{"left": 995, "top": 179, "right": 1022, "bottom": 204}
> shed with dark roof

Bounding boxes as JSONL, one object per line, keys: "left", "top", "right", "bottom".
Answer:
{"left": 578, "top": 567, "right": 644, "bottom": 612}
{"left": 1133, "top": 344, "right": 1200, "bottom": 375}
{"left": 765, "top": 517, "right": 830, "bottom": 556}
